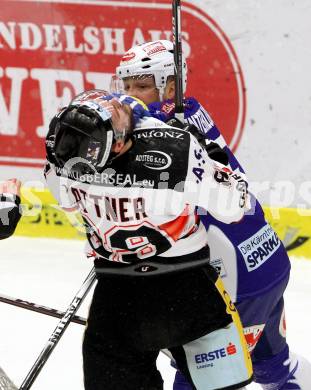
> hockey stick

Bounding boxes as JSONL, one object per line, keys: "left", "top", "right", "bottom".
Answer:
{"left": 0, "top": 292, "right": 172, "bottom": 376}
{"left": 18, "top": 267, "right": 96, "bottom": 390}
{"left": 172, "top": 0, "right": 184, "bottom": 122}
{"left": 0, "top": 367, "right": 17, "bottom": 390}
{"left": 0, "top": 293, "right": 86, "bottom": 325}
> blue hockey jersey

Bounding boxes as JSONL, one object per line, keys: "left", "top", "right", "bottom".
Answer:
{"left": 148, "top": 97, "right": 290, "bottom": 302}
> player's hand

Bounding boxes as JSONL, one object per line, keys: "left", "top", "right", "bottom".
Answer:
{"left": 94, "top": 97, "right": 132, "bottom": 135}
{"left": 0, "top": 179, "right": 22, "bottom": 197}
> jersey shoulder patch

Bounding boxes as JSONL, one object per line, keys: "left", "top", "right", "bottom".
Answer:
{"left": 132, "top": 127, "right": 191, "bottom": 189}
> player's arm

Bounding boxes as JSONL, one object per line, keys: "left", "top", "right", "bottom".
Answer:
{"left": 166, "top": 117, "right": 229, "bottom": 166}
{"left": 184, "top": 133, "right": 248, "bottom": 224}
{"left": 0, "top": 178, "right": 22, "bottom": 239}
{"left": 155, "top": 98, "right": 247, "bottom": 177}
{"left": 184, "top": 99, "right": 248, "bottom": 178}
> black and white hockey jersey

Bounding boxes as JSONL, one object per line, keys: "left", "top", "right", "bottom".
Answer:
{"left": 45, "top": 117, "right": 248, "bottom": 269}
{"left": 0, "top": 193, "right": 21, "bottom": 240}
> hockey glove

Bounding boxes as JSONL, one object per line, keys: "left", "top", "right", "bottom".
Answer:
{"left": 166, "top": 118, "right": 229, "bottom": 166}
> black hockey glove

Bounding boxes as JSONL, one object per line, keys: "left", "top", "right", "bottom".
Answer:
{"left": 204, "top": 141, "right": 229, "bottom": 166}
{"left": 166, "top": 118, "right": 229, "bottom": 166}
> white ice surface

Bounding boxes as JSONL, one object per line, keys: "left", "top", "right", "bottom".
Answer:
{"left": 0, "top": 236, "right": 310, "bottom": 389}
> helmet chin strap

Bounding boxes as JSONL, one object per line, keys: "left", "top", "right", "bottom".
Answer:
{"left": 158, "top": 89, "right": 164, "bottom": 102}
{"left": 114, "top": 127, "right": 126, "bottom": 142}
{"left": 157, "top": 85, "right": 166, "bottom": 102}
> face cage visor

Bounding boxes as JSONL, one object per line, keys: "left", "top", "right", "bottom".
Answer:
{"left": 110, "top": 73, "right": 167, "bottom": 100}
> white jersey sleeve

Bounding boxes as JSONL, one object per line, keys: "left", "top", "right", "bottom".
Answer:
{"left": 184, "top": 133, "right": 248, "bottom": 224}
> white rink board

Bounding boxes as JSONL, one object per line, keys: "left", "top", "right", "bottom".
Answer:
{"left": 0, "top": 236, "right": 310, "bottom": 389}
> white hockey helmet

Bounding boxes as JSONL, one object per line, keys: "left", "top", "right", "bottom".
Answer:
{"left": 115, "top": 40, "right": 187, "bottom": 98}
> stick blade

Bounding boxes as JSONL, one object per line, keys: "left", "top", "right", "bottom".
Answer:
{"left": 0, "top": 367, "right": 17, "bottom": 390}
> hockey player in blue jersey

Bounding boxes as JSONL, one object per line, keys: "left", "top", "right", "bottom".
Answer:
{"left": 113, "top": 40, "right": 311, "bottom": 390}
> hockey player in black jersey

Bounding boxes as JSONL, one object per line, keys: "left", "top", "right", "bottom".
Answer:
{"left": 0, "top": 179, "right": 21, "bottom": 240}
{"left": 45, "top": 90, "right": 253, "bottom": 390}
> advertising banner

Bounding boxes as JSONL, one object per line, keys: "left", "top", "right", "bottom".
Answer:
{"left": 0, "top": 0, "right": 245, "bottom": 167}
